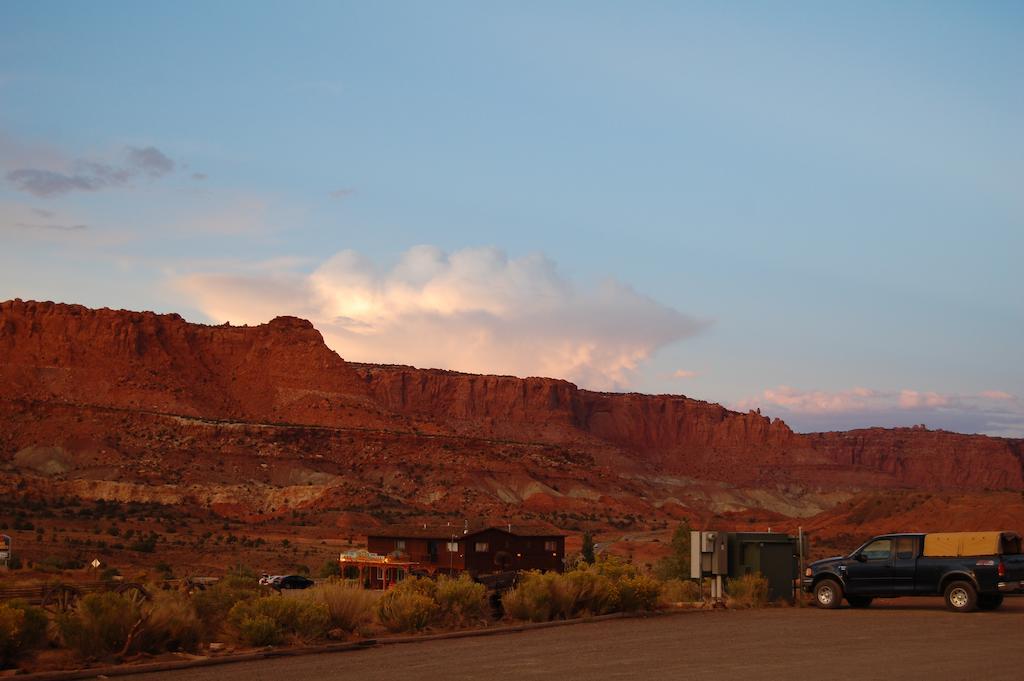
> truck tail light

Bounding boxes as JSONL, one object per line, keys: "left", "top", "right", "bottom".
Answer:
{"left": 998, "top": 560, "right": 1006, "bottom": 578}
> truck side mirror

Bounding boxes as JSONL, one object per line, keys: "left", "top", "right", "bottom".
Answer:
{"left": 855, "top": 553, "right": 867, "bottom": 562}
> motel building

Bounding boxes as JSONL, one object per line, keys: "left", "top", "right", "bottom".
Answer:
{"left": 342, "top": 524, "right": 566, "bottom": 589}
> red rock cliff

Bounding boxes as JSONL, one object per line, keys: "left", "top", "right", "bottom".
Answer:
{"left": 2, "top": 299, "right": 1021, "bottom": 491}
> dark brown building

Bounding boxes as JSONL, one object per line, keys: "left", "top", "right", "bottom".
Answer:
{"left": 366, "top": 524, "right": 566, "bottom": 577}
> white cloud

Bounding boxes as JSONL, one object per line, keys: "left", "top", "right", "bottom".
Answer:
{"left": 672, "top": 369, "right": 698, "bottom": 379}
{"left": 174, "top": 245, "right": 705, "bottom": 389}
{"left": 736, "top": 386, "right": 1024, "bottom": 437}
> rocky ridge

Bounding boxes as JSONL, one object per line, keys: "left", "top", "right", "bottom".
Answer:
{"left": 2, "top": 299, "right": 1022, "bottom": 550}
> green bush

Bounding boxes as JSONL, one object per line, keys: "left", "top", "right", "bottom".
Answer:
{"left": 0, "top": 600, "right": 48, "bottom": 668}
{"left": 377, "top": 580, "right": 438, "bottom": 632}
{"left": 58, "top": 592, "right": 142, "bottom": 659}
{"left": 726, "top": 573, "right": 769, "bottom": 608}
{"left": 434, "top": 574, "right": 488, "bottom": 626}
{"left": 228, "top": 597, "right": 329, "bottom": 645}
{"left": 564, "top": 568, "right": 618, "bottom": 616}
{"left": 236, "top": 614, "right": 281, "bottom": 647}
{"left": 616, "top": 574, "right": 661, "bottom": 612}
{"left": 305, "top": 581, "right": 377, "bottom": 632}
{"left": 505, "top": 558, "right": 662, "bottom": 623}
{"left": 192, "top": 575, "right": 261, "bottom": 638}
{"left": 502, "top": 571, "right": 573, "bottom": 622}
{"left": 137, "top": 592, "right": 201, "bottom": 653}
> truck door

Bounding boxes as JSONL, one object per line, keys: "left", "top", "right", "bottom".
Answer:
{"left": 845, "top": 538, "right": 894, "bottom": 595}
{"left": 890, "top": 536, "right": 918, "bottom": 594}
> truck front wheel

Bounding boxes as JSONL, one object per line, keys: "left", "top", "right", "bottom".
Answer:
{"left": 943, "top": 581, "right": 978, "bottom": 612}
{"left": 814, "top": 578, "right": 843, "bottom": 609}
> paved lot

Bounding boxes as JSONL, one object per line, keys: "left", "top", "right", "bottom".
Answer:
{"left": 128, "top": 598, "right": 1024, "bottom": 681}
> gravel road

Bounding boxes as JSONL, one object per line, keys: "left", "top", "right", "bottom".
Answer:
{"left": 123, "top": 598, "right": 1024, "bottom": 681}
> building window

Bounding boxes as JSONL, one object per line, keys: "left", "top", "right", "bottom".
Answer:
{"left": 395, "top": 540, "right": 406, "bottom": 551}
{"left": 475, "top": 542, "right": 489, "bottom": 553}
{"left": 544, "top": 540, "right": 557, "bottom": 552}
{"left": 447, "top": 542, "right": 459, "bottom": 552}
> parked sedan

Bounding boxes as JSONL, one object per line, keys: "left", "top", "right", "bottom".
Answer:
{"left": 272, "top": 575, "right": 315, "bottom": 590}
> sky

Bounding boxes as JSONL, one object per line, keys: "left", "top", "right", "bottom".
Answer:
{"left": 1, "top": 1, "right": 1022, "bottom": 436}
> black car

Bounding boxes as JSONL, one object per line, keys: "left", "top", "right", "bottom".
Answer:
{"left": 270, "top": 575, "right": 315, "bottom": 590}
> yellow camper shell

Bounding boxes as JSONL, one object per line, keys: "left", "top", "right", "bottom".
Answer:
{"left": 922, "top": 532, "right": 1021, "bottom": 557}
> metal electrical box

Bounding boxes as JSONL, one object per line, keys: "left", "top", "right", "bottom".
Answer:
{"left": 690, "top": 531, "right": 729, "bottom": 577}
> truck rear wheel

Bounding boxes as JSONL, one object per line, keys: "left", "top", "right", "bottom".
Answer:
{"left": 846, "top": 596, "right": 873, "bottom": 608}
{"left": 943, "top": 581, "right": 978, "bottom": 612}
{"left": 977, "top": 594, "right": 1004, "bottom": 611}
{"left": 814, "top": 578, "right": 843, "bottom": 609}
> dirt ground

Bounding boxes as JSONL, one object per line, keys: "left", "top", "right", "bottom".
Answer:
{"left": 124, "top": 597, "right": 1024, "bottom": 681}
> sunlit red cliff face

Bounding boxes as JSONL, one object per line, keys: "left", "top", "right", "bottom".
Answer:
{"left": 2, "top": 299, "right": 1023, "bottom": 563}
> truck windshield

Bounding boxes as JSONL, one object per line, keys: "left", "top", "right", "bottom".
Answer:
{"left": 860, "top": 539, "right": 892, "bottom": 561}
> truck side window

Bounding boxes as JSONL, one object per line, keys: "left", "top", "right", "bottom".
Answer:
{"left": 895, "top": 537, "right": 915, "bottom": 560}
{"left": 861, "top": 539, "right": 892, "bottom": 561}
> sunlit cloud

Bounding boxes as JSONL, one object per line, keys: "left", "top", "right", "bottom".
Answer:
{"left": 736, "top": 386, "right": 1024, "bottom": 436}
{"left": 174, "top": 245, "right": 706, "bottom": 389}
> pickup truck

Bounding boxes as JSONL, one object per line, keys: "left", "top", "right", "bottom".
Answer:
{"left": 803, "top": 531, "right": 1024, "bottom": 612}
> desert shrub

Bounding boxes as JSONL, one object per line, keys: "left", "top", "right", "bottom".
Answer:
{"left": 659, "top": 578, "right": 702, "bottom": 605}
{"left": 305, "top": 581, "right": 377, "bottom": 632}
{"left": 590, "top": 554, "right": 639, "bottom": 582}
{"left": 616, "top": 574, "right": 661, "bottom": 612}
{"left": 434, "top": 574, "right": 488, "bottom": 626}
{"left": 502, "top": 571, "right": 574, "bottom": 622}
{"left": 228, "top": 597, "right": 329, "bottom": 645}
{"left": 377, "top": 580, "right": 438, "bottom": 633}
{"left": 505, "top": 559, "right": 661, "bottom": 623}
{"left": 0, "top": 600, "right": 48, "bottom": 668}
{"left": 137, "top": 591, "right": 201, "bottom": 653}
{"left": 236, "top": 614, "right": 281, "bottom": 647}
{"left": 192, "top": 575, "right": 261, "bottom": 638}
{"left": 0, "top": 604, "right": 23, "bottom": 668}
{"left": 58, "top": 592, "right": 142, "bottom": 659}
{"left": 726, "top": 573, "right": 769, "bottom": 608}
{"left": 563, "top": 568, "right": 617, "bottom": 616}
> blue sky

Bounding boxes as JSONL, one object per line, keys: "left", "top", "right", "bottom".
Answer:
{"left": 2, "top": 1, "right": 1022, "bottom": 435}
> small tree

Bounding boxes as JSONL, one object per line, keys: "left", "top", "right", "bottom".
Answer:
{"left": 319, "top": 559, "right": 341, "bottom": 578}
{"left": 654, "top": 519, "right": 691, "bottom": 580}
{"left": 581, "top": 531, "right": 595, "bottom": 564}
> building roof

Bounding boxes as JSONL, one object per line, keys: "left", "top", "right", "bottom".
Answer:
{"left": 367, "top": 523, "right": 566, "bottom": 540}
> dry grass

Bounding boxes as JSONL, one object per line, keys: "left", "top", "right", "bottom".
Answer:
{"left": 659, "top": 578, "right": 703, "bottom": 605}
{"left": 137, "top": 591, "right": 202, "bottom": 653}
{"left": 57, "top": 592, "right": 142, "bottom": 659}
{"left": 725, "top": 573, "right": 769, "bottom": 608}
{"left": 304, "top": 581, "right": 378, "bottom": 632}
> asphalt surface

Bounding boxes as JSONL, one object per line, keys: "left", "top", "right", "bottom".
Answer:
{"left": 124, "top": 598, "right": 1024, "bottom": 681}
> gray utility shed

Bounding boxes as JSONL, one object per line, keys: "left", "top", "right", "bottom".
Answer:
{"left": 728, "top": 532, "right": 802, "bottom": 602}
